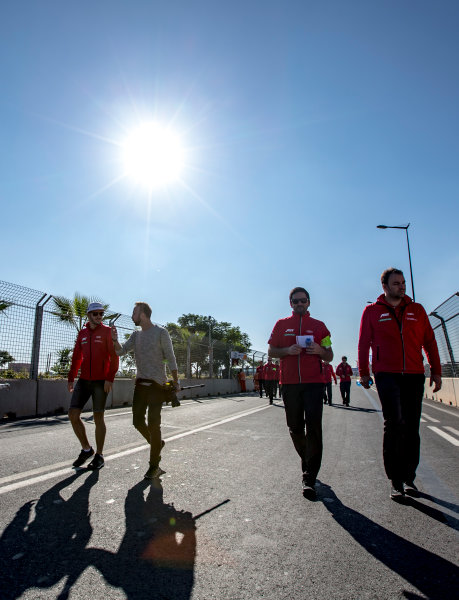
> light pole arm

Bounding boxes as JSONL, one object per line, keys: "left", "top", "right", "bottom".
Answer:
{"left": 405, "top": 227, "right": 415, "bottom": 302}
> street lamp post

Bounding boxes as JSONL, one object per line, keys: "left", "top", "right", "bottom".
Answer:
{"left": 207, "top": 316, "right": 213, "bottom": 378}
{"left": 377, "top": 223, "right": 415, "bottom": 301}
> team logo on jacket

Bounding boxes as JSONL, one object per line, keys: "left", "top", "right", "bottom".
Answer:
{"left": 285, "top": 329, "right": 294, "bottom": 332}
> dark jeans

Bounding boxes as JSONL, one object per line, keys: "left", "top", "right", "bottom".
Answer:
{"left": 264, "top": 380, "right": 275, "bottom": 401}
{"left": 340, "top": 381, "right": 351, "bottom": 404}
{"left": 375, "top": 372, "right": 425, "bottom": 484}
{"left": 258, "top": 380, "right": 264, "bottom": 398}
{"left": 323, "top": 382, "right": 332, "bottom": 404}
{"left": 282, "top": 383, "right": 325, "bottom": 485}
{"left": 132, "top": 382, "right": 168, "bottom": 467}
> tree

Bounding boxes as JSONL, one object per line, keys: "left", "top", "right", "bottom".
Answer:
{"left": 165, "top": 323, "right": 206, "bottom": 378}
{"left": 171, "top": 314, "right": 251, "bottom": 378}
{"left": 0, "top": 350, "right": 14, "bottom": 369}
{"left": 51, "top": 293, "right": 117, "bottom": 332}
{"left": 51, "top": 348, "right": 72, "bottom": 376}
{"left": 0, "top": 300, "right": 13, "bottom": 315}
{"left": 119, "top": 333, "right": 136, "bottom": 377}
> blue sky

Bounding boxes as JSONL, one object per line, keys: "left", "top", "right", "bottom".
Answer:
{"left": 1, "top": 1, "right": 458, "bottom": 366}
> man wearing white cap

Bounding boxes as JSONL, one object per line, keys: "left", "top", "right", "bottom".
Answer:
{"left": 67, "top": 302, "right": 119, "bottom": 470}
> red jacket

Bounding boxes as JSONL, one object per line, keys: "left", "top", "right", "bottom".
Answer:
{"left": 336, "top": 362, "right": 353, "bottom": 382}
{"left": 263, "top": 362, "right": 279, "bottom": 381}
{"left": 256, "top": 365, "right": 264, "bottom": 380}
{"left": 323, "top": 363, "right": 337, "bottom": 384}
{"left": 358, "top": 294, "right": 441, "bottom": 377}
{"left": 268, "top": 311, "right": 331, "bottom": 384}
{"left": 68, "top": 322, "right": 119, "bottom": 382}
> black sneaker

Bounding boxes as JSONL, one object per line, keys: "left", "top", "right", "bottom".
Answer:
{"left": 302, "top": 482, "right": 317, "bottom": 500}
{"left": 72, "top": 447, "right": 94, "bottom": 468}
{"left": 87, "top": 453, "right": 104, "bottom": 470}
{"left": 144, "top": 465, "right": 166, "bottom": 479}
{"left": 404, "top": 481, "right": 419, "bottom": 497}
{"left": 390, "top": 481, "right": 405, "bottom": 501}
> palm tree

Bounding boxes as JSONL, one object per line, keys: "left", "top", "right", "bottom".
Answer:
{"left": 0, "top": 300, "right": 13, "bottom": 315}
{"left": 51, "top": 293, "right": 117, "bottom": 332}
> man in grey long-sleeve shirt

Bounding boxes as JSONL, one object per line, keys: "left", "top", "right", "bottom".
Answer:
{"left": 112, "top": 301, "right": 180, "bottom": 479}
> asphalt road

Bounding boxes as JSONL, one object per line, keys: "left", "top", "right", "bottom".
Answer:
{"left": 0, "top": 385, "right": 458, "bottom": 600}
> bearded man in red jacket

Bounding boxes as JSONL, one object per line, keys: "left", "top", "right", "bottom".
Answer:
{"left": 358, "top": 268, "right": 442, "bottom": 501}
{"left": 269, "top": 286, "right": 333, "bottom": 500}
{"left": 67, "top": 302, "right": 119, "bottom": 471}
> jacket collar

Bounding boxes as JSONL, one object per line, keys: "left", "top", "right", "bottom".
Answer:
{"left": 376, "top": 294, "right": 412, "bottom": 308}
{"left": 290, "top": 310, "right": 310, "bottom": 318}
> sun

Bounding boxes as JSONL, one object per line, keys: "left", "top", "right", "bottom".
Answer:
{"left": 122, "top": 122, "right": 185, "bottom": 189}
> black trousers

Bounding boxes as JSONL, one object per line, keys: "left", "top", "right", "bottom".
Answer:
{"left": 375, "top": 372, "right": 425, "bottom": 484}
{"left": 340, "top": 381, "right": 351, "bottom": 404}
{"left": 323, "top": 382, "right": 333, "bottom": 404}
{"left": 258, "top": 379, "right": 264, "bottom": 398}
{"left": 264, "top": 380, "right": 275, "bottom": 401}
{"left": 132, "top": 382, "right": 167, "bottom": 467}
{"left": 282, "top": 383, "right": 324, "bottom": 485}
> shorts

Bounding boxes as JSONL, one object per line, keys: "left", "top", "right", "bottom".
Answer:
{"left": 69, "top": 379, "right": 108, "bottom": 413}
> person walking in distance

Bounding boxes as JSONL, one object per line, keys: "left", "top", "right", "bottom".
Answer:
{"left": 336, "top": 356, "right": 353, "bottom": 406}
{"left": 68, "top": 302, "right": 119, "bottom": 470}
{"left": 323, "top": 361, "right": 337, "bottom": 405}
{"left": 268, "top": 287, "right": 333, "bottom": 500}
{"left": 358, "top": 268, "right": 442, "bottom": 501}
{"left": 263, "top": 357, "right": 279, "bottom": 405}
{"left": 238, "top": 369, "right": 247, "bottom": 393}
{"left": 256, "top": 362, "right": 265, "bottom": 398}
{"left": 111, "top": 302, "right": 180, "bottom": 479}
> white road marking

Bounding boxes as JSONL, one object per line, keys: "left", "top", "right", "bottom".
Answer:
{"left": 420, "top": 418, "right": 426, "bottom": 423}
{"left": 421, "top": 413, "right": 440, "bottom": 423}
{"left": 0, "top": 404, "right": 269, "bottom": 496}
{"left": 427, "top": 426, "right": 459, "bottom": 446}
{"left": 443, "top": 426, "right": 459, "bottom": 437}
{"left": 423, "top": 402, "right": 459, "bottom": 418}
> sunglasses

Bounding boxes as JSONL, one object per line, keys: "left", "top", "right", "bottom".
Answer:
{"left": 291, "top": 298, "right": 308, "bottom": 305}
{"left": 91, "top": 311, "right": 104, "bottom": 317}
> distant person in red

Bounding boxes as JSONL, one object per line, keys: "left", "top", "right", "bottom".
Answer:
{"left": 263, "top": 357, "right": 279, "bottom": 405}
{"left": 336, "top": 356, "right": 353, "bottom": 406}
{"left": 323, "top": 361, "right": 337, "bottom": 405}
{"left": 256, "top": 362, "right": 265, "bottom": 398}
{"left": 358, "top": 267, "right": 442, "bottom": 501}
{"left": 67, "top": 302, "right": 119, "bottom": 471}
{"left": 238, "top": 369, "right": 247, "bottom": 393}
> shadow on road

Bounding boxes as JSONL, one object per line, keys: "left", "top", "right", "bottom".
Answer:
{"left": 331, "top": 404, "right": 380, "bottom": 413}
{"left": 89, "top": 479, "right": 196, "bottom": 600}
{"left": 318, "top": 482, "right": 458, "bottom": 599}
{"left": 0, "top": 470, "right": 98, "bottom": 600}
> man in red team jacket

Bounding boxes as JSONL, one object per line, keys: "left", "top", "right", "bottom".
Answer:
{"left": 323, "top": 361, "right": 337, "bottom": 405}
{"left": 255, "top": 362, "right": 265, "bottom": 398}
{"left": 263, "top": 357, "right": 279, "bottom": 405}
{"left": 269, "top": 286, "right": 333, "bottom": 499}
{"left": 336, "top": 356, "right": 353, "bottom": 406}
{"left": 67, "top": 302, "right": 119, "bottom": 470}
{"left": 358, "top": 268, "right": 442, "bottom": 501}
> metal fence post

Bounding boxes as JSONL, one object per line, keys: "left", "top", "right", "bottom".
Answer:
{"left": 186, "top": 338, "right": 191, "bottom": 379}
{"left": 430, "top": 311, "right": 457, "bottom": 377}
{"left": 30, "top": 294, "right": 52, "bottom": 380}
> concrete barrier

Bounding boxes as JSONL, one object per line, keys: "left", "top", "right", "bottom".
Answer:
{"left": 424, "top": 377, "right": 458, "bottom": 407}
{"left": 0, "top": 377, "right": 254, "bottom": 419}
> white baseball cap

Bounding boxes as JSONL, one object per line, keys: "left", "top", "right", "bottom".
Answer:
{"left": 87, "top": 302, "right": 105, "bottom": 314}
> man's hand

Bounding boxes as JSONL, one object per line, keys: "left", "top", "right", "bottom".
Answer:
{"left": 111, "top": 326, "right": 118, "bottom": 342}
{"left": 173, "top": 380, "right": 181, "bottom": 392}
{"left": 67, "top": 381, "right": 74, "bottom": 393}
{"left": 430, "top": 374, "right": 442, "bottom": 393}
{"left": 287, "top": 344, "right": 302, "bottom": 355}
{"left": 360, "top": 375, "right": 371, "bottom": 389}
{"left": 104, "top": 381, "right": 113, "bottom": 394}
{"left": 305, "top": 342, "right": 323, "bottom": 355}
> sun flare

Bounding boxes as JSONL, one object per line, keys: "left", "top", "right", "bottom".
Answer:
{"left": 122, "top": 122, "right": 184, "bottom": 189}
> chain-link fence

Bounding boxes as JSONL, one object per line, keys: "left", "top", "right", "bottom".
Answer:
{"left": 0, "top": 280, "right": 259, "bottom": 381}
{"left": 429, "top": 292, "right": 459, "bottom": 377}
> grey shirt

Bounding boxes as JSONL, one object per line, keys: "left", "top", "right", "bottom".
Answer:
{"left": 117, "top": 325, "right": 178, "bottom": 385}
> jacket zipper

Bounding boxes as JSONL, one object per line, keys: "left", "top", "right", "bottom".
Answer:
{"left": 298, "top": 315, "right": 302, "bottom": 383}
{"left": 384, "top": 304, "right": 406, "bottom": 372}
